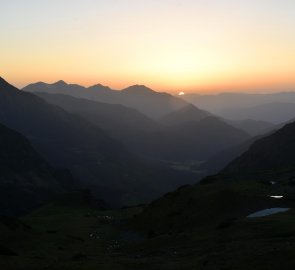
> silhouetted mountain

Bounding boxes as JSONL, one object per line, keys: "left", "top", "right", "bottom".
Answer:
{"left": 224, "top": 120, "right": 295, "bottom": 173}
{"left": 225, "top": 119, "right": 275, "bottom": 136}
{"left": 0, "top": 77, "right": 193, "bottom": 206}
{"left": 25, "top": 80, "right": 115, "bottom": 100}
{"left": 23, "top": 82, "right": 190, "bottom": 119}
{"left": 0, "top": 123, "right": 75, "bottom": 216}
{"left": 118, "top": 85, "right": 190, "bottom": 118}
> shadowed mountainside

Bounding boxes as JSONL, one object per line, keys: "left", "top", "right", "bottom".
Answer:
{"left": 0, "top": 123, "right": 75, "bottom": 216}
{"left": 224, "top": 120, "right": 295, "bottom": 174}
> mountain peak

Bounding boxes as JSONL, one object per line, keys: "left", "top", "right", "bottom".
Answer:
{"left": 122, "top": 85, "right": 155, "bottom": 93}
{"left": 88, "top": 83, "right": 112, "bottom": 91}
{"left": 53, "top": 80, "right": 67, "bottom": 86}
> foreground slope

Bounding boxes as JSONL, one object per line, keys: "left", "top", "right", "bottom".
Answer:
{"left": 224, "top": 120, "right": 295, "bottom": 174}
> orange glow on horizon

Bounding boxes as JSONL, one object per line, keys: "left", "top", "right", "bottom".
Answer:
{"left": 1, "top": 1, "right": 295, "bottom": 94}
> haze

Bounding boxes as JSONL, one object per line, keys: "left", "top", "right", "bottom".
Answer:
{"left": 1, "top": 0, "right": 295, "bottom": 93}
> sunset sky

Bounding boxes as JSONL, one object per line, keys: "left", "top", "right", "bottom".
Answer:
{"left": 1, "top": 0, "right": 295, "bottom": 93}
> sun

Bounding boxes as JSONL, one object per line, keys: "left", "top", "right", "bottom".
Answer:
{"left": 178, "top": 91, "right": 185, "bottom": 96}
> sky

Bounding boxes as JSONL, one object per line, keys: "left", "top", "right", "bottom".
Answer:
{"left": 1, "top": 0, "right": 295, "bottom": 93}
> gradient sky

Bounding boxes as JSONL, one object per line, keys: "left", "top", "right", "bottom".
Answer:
{"left": 1, "top": 0, "right": 295, "bottom": 93}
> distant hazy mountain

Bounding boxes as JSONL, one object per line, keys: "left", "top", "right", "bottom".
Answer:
{"left": 182, "top": 92, "right": 295, "bottom": 113}
{"left": 182, "top": 92, "right": 295, "bottom": 123}
{"left": 221, "top": 102, "right": 295, "bottom": 124}
{"left": 24, "top": 82, "right": 189, "bottom": 119}
{"left": 0, "top": 123, "right": 74, "bottom": 216}
{"left": 225, "top": 119, "right": 275, "bottom": 136}
{"left": 1, "top": 77, "right": 193, "bottom": 206}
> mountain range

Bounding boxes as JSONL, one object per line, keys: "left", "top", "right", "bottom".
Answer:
{"left": 0, "top": 77, "right": 197, "bottom": 206}
{"left": 23, "top": 82, "right": 189, "bottom": 119}
{"left": 28, "top": 83, "right": 250, "bottom": 164}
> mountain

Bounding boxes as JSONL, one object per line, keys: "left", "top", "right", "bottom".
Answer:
{"left": 0, "top": 123, "right": 74, "bottom": 216}
{"left": 23, "top": 82, "right": 190, "bottom": 119}
{"left": 117, "top": 85, "right": 189, "bottom": 119}
{"left": 33, "top": 92, "right": 159, "bottom": 153}
{"left": 0, "top": 77, "right": 193, "bottom": 206}
{"left": 225, "top": 119, "right": 275, "bottom": 136}
{"left": 224, "top": 120, "right": 295, "bottom": 174}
